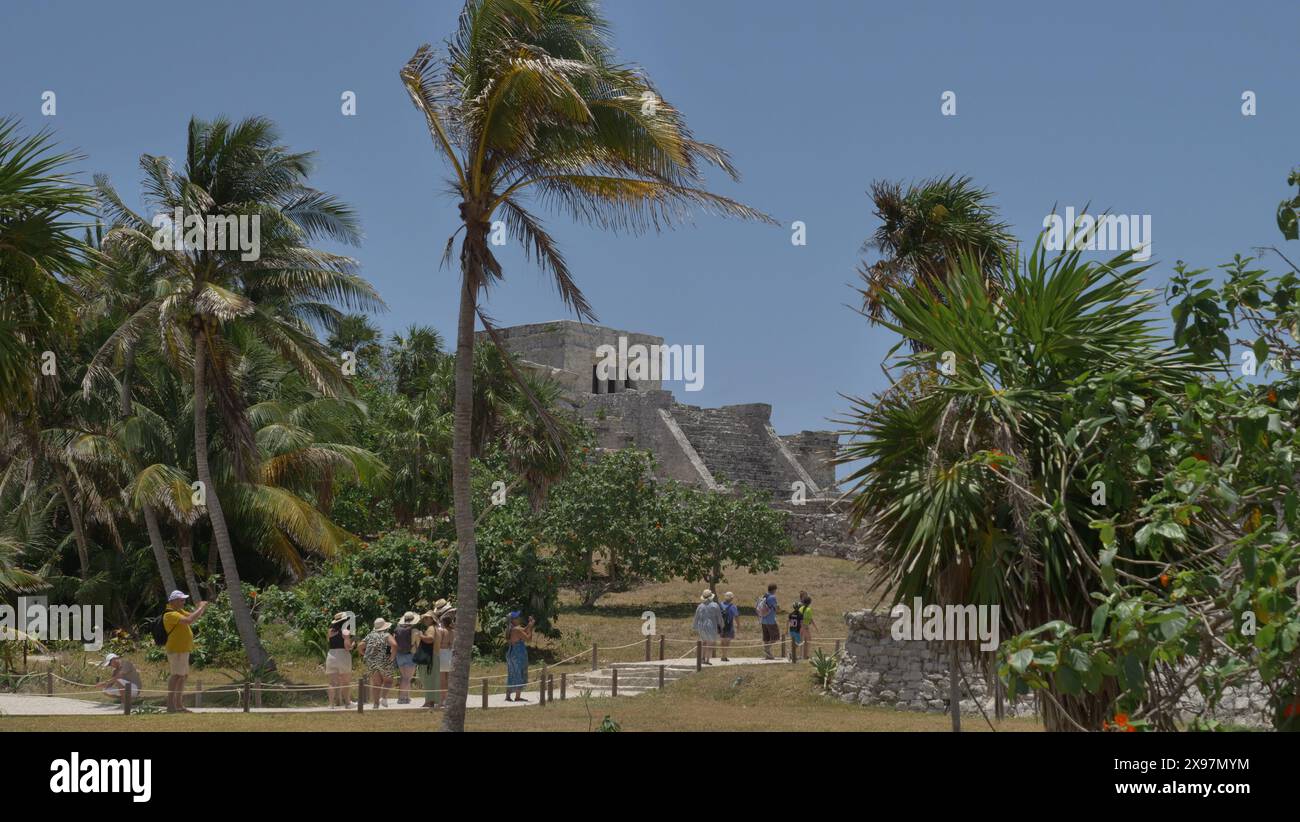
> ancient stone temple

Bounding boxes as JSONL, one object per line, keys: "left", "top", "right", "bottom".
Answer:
{"left": 481, "top": 320, "right": 866, "bottom": 558}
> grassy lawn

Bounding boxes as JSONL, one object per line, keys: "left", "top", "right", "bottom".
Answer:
{"left": 0, "top": 663, "right": 1040, "bottom": 732}
{"left": 2, "top": 555, "right": 1014, "bottom": 730}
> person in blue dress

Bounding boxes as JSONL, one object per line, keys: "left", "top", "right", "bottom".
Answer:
{"left": 504, "top": 610, "right": 535, "bottom": 702}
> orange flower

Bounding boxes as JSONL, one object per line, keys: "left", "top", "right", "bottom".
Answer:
{"left": 1267, "top": 389, "right": 1278, "bottom": 404}
{"left": 1102, "top": 720, "right": 1110, "bottom": 730}
{"left": 1126, "top": 725, "right": 1136, "bottom": 732}
{"left": 1114, "top": 713, "right": 1129, "bottom": 725}
{"left": 1159, "top": 574, "right": 1169, "bottom": 587}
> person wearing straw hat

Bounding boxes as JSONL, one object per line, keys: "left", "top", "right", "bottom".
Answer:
{"left": 415, "top": 604, "right": 445, "bottom": 709}
{"left": 325, "top": 612, "right": 354, "bottom": 708}
{"left": 504, "top": 610, "right": 534, "bottom": 701}
{"left": 393, "top": 611, "right": 421, "bottom": 704}
{"left": 162, "top": 590, "right": 207, "bottom": 713}
{"left": 361, "top": 617, "right": 396, "bottom": 708}
{"left": 95, "top": 653, "right": 142, "bottom": 711}
{"left": 693, "top": 590, "right": 724, "bottom": 665}
{"left": 718, "top": 592, "right": 740, "bottom": 662}
{"left": 438, "top": 604, "right": 457, "bottom": 705}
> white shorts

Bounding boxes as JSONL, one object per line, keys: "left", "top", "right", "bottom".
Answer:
{"left": 325, "top": 648, "right": 352, "bottom": 674}
{"left": 167, "top": 652, "right": 189, "bottom": 676}
{"left": 104, "top": 679, "right": 136, "bottom": 697}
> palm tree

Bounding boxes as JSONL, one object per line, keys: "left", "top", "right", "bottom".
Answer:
{"left": 0, "top": 118, "right": 95, "bottom": 415}
{"left": 858, "top": 175, "right": 1015, "bottom": 327}
{"left": 87, "top": 116, "right": 384, "bottom": 671}
{"left": 838, "top": 241, "right": 1206, "bottom": 731}
{"left": 400, "top": 0, "right": 773, "bottom": 730}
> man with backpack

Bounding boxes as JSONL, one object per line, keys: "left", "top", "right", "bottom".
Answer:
{"left": 158, "top": 591, "right": 208, "bottom": 713}
{"left": 757, "top": 583, "right": 779, "bottom": 660}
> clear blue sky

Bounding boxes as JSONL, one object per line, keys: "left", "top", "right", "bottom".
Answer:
{"left": 3, "top": 0, "right": 1297, "bottom": 438}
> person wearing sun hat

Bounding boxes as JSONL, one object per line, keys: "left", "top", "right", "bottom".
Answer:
{"left": 325, "top": 612, "right": 354, "bottom": 708}
{"left": 361, "top": 616, "right": 396, "bottom": 708}
{"left": 693, "top": 590, "right": 723, "bottom": 665}
{"left": 94, "top": 652, "right": 142, "bottom": 710}
{"left": 392, "top": 611, "right": 422, "bottom": 704}
{"left": 162, "top": 590, "right": 208, "bottom": 713}
{"left": 416, "top": 607, "right": 444, "bottom": 708}
{"left": 437, "top": 602, "right": 457, "bottom": 704}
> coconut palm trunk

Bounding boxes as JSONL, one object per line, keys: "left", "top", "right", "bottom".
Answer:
{"left": 176, "top": 524, "right": 202, "bottom": 602}
{"left": 55, "top": 467, "right": 91, "bottom": 579}
{"left": 142, "top": 505, "right": 177, "bottom": 596}
{"left": 192, "top": 324, "right": 271, "bottom": 672}
{"left": 120, "top": 339, "right": 177, "bottom": 595}
{"left": 442, "top": 244, "right": 482, "bottom": 732}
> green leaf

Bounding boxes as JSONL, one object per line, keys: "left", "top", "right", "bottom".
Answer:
{"left": 1091, "top": 604, "right": 1110, "bottom": 638}
{"left": 1009, "top": 648, "right": 1033, "bottom": 674}
{"left": 1253, "top": 336, "right": 1271, "bottom": 364}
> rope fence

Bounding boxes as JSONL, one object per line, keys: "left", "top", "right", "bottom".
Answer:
{"left": 3, "top": 631, "right": 849, "bottom": 714}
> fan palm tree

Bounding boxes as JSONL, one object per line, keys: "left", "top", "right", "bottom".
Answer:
{"left": 858, "top": 175, "right": 1015, "bottom": 327}
{"left": 401, "top": 0, "right": 773, "bottom": 731}
{"left": 86, "top": 116, "right": 384, "bottom": 671}
{"left": 0, "top": 118, "right": 96, "bottom": 416}
{"left": 838, "top": 241, "right": 1207, "bottom": 731}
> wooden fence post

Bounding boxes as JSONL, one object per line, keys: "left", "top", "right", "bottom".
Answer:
{"left": 644, "top": 636, "right": 651, "bottom": 661}
{"left": 358, "top": 677, "right": 365, "bottom": 713}
{"left": 481, "top": 678, "right": 489, "bottom": 709}
{"left": 540, "top": 664, "right": 548, "bottom": 706}
{"left": 254, "top": 679, "right": 263, "bottom": 708}
{"left": 659, "top": 635, "right": 665, "bottom": 661}
{"left": 46, "top": 670, "right": 53, "bottom": 696}
{"left": 548, "top": 674, "right": 555, "bottom": 703}
{"left": 658, "top": 666, "right": 665, "bottom": 690}
{"left": 590, "top": 643, "right": 597, "bottom": 671}
{"left": 242, "top": 682, "right": 251, "bottom": 712}
{"left": 611, "top": 667, "right": 618, "bottom": 698}
{"left": 780, "top": 633, "right": 786, "bottom": 658}
{"left": 696, "top": 641, "right": 702, "bottom": 672}
{"left": 123, "top": 681, "right": 133, "bottom": 715}
{"left": 560, "top": 672, "right": 567, "bottom": 701}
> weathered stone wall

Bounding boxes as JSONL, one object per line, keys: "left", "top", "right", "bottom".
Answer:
{"left": 775, "top": 498, "right": 877, "bottom": 561}
{"left": 833, "top": 610, "right": 1273, "bottom": 727}
{"left": 577, "top": 390, "right": 710, "bottom": 487}
{"left": 483, "top": 320, "right": 665, "bottom": 393}
{"left": 780, "top": 430, "right": 839, "bottom": 492}
{"left": 832, "top": 610, "right": 1036, "bottom": 717}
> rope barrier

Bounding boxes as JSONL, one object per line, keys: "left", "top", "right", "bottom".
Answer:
{"left": 14, "top": 632, "right": 849, "bottom": 703}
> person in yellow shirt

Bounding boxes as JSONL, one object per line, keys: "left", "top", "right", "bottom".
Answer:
{"left": 162, "top": 591, "right": 208, "bottom": 713}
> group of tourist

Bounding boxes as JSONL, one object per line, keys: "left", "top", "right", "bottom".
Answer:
{"left": 338, "top": 600, "right": 459, "bottom": 709}
{"left": 692, "top": 583, "right": 817, "bottom": 663}
{"left": 97, "top": 582, "right": 818, "bottom": 713}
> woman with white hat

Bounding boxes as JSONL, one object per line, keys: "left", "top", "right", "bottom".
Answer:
{"left": 325, "top": 612, "right": 354, "bottom": 708}
{"left": 361, "top": 617, "right": 396, "bottom": 708}
{"left": 693, "top": 590, "right": 724, "bottom": 665}
{"left": 393, "top": 611, "right": 421, "bottom": 705}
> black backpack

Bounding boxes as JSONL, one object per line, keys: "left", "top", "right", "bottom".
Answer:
{"left": 787, "top": 606, "right": 803, "bottom": 633}
{"left": 149, "top": 607, "right": 173, "bottom": 647}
